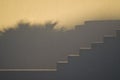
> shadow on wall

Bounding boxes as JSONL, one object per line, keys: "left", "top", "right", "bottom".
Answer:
{"left": 0, "top": 20, "right": 120, "bottom": 69}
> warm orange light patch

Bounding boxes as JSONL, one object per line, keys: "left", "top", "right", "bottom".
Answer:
{"left": 0, "top": 0, "right": 120, "bottom": 30}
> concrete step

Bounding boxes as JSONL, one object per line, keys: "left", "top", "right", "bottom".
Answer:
{"left": 57, "top": 61, "right": 68, "bottom": 71}
{"left": 104, "top": 35, "right": 115, "bottom": 43}
{"left": 79, "top": 47, "right": 91, "bottom": 56}
{"left": 116, "top": 30, "right": 120, "bottom": 38}
{"left": 91, "top": 42, "right": 104, "bottom": 49}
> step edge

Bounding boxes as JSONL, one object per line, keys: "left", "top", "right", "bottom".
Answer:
{"left": 0, "top": 69, "right": 57, "bottom": 71}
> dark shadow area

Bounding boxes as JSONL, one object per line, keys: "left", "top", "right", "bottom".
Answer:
{"left": 0, "top": 20, "right": 120, "bottom": 69}
{"left": 0, "top": 20, "right": 120, "bottom": 80}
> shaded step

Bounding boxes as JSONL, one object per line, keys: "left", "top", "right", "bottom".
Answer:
{"left": 68, "top": 55, "right": 92, "bottom": 66}
{"left": 68, "top": 55, "right": 80, "bottom": 64}
{"left": 57, "top": 61, "right": 68, "bottom": 71}
{"left": 91, "top": 42, "right": 104, "bottom": 49}
{"left": 116, "top": 30, "right": 120, "bottom": 38}
{"left": 0, "top": 69, "right": 57, "bottom": 71}
{"left": 104, "top": 35, "right": 115, "bottom": 43}
{"left": 79, "top": 47, "right": 91, "bottom": 56}
{"left": 0, "top": 71, "right": 57, "bottom": 80}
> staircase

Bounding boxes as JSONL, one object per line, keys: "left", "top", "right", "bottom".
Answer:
{"left": 0, "top": 26, "right": 120, "bottom": 80}
{"left": 57, "top": 30, "right": 120, "bottom": 80}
